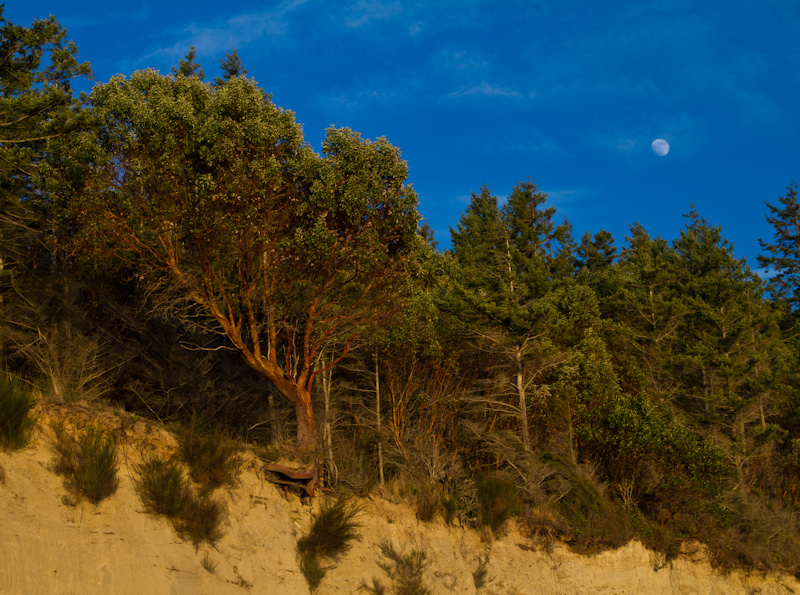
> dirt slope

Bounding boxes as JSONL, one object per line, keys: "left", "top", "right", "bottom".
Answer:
{"left": 1, "top": 404, "right": 797, "bottom": 595}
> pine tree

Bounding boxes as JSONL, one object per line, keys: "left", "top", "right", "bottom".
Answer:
{"left": 171, "top": 46, "right": 205, "bottom": 79}
{"left": 213, "top": 49, "right": 247, "bottom": 85}
{"left": 0, "top": 9, "right": 90, "bottom": 301}
{"left": 758, "top": 182, "right": 800, "bottom": 312}
{"left": 672, "top": 208, "right": 784, "bottom": 498}
{"left": 447, "top": 181, "right": 574, "bottom": 451}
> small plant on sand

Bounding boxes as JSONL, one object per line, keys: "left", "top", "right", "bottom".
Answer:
{"left": 134, "top": 455, "right": 188, "bottom": 517}
{"left": 472, "top": 555, "right": 493, "bottom": 590}
{"left": 297, "top": 497, "right": 362, "bottom": 590}
{"left": 174, "top": 490, "right": 226, "bottom": 546}
{"left": 134, "top": 452, "right": 225, "bottom": 546}
{"left": 0, "top": 372, "right": 36, "bottom": 451}
{"left": 201, "top": 551, "right": 217, "bottom": 574}
{"left": 361, "top": 540, "right": 431, "bottom": 595}
{"left": 52, "top": 422, "right": 118, "bottom": 504}
{"left": 177, "top": 414, "right": 241, "bottom": 490}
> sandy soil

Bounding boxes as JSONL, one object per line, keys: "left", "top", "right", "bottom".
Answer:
{"left": 1, "top": 403, "right": 798, "bottom": 595}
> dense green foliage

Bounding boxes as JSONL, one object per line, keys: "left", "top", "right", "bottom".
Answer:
{"left": 2, "top": 10, "right": 800, "bottom": 577}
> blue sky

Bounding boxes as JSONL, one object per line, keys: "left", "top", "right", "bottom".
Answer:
{"left": 12, "top": 1, "right": 800, "bottom": 272}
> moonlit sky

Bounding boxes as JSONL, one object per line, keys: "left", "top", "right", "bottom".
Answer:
{"left": 10, "top": 1, "right": 800, "bottom": 272}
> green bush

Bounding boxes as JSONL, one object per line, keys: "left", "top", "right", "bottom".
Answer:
{"left": 554, "top": 466, "right": 631, "bottom": 550}
{"left": 52, "top": 422, "right": 119, "bottom": 504}
{"left": 476, "top": 474, "right": 520, "bottom": 535}
{"left": 0, "top": 373, "right": 36, "bottom": 450}
{"left": 134, "top": 455, "right": 188, "bottom": 517}
{"left": 298, "top": 497, "right": 362, "bottom": 590}
{"left": 177, "top": 415, "right": 241, "bottom": 490}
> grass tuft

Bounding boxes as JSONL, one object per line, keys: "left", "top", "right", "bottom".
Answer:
{"left": 201, "top": 551, "right": 217, "bottom": 574}
{"left": 174, "top": 490, "right": 225, "bottom": 546}
{"left": 472, "top": 555, "right": 493, "bottom": 590}
{"left": 177, "top": 415, "right": 241, "bottom": 490}
{"left": 297, "top": 497, "right": 362, "bottom": 590}
{"left": 134, "top": 455, "right": 188, "bottom": 517}
{"left": 52, "top": 422, "right": 118, "bottom": 504}
{"left": 0, "top": 373, "right": 36, "bottom": 451}
{"left": 375, "top": 540, "right": 431, "bottom": 595}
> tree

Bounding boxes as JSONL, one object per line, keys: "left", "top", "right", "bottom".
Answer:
{"left": 758, "top": 182, "right": 800, "bottom": 312}
{"left": 0, "top": 9, "right": 91, "bottom": 381}
{"left": 673, "top": 208, "right": 786, "bottom": 498}
{"left": 63, "top": 70, "right": 418, "bottom": 454}
{"left": 214, "top": 49, "right": 247, "bottom": 85}
{"left": 171, "top": 46, "right": 205, "bottom": 79}
{"left": 615, "top": 223, "right": 687, "bottom": 398}
{"left": 0, "top": 8, "right": 91, "bottom": 283}
{"left": 447, "top": 181, "right": 574, "bottom": 451}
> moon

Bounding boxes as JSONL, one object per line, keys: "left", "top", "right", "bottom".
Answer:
{"left": 651, "top": 138, "right": 670, "bottom": 156}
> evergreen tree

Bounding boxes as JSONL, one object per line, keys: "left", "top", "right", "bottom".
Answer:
{"left": 0, "top": 9, "right": 91, "bottom": 265}
{"left": 0, "top": 9, "right": 91, "bottom": 374}
{"left": 672, "top": 208, "right": 785, "bottom": 498}
{"left": 758, "top": 182, "right": 800, "bottom": 312}
{"left": 213, "top": 49, "right": 247, "bottom": 85}
{"left": 615, "top": 223, "right": 687, "bottom": 398}
{"left": 171, "top": 46, "right": 205, "bottom": 79}
{"left": 575, "top": 229, "right": 620, "bottom": 310}
{"left": 447, "top": 181, "right": 574, "bottom": 451}
{"left": 576, "top": 230, "right": 616, "bottom": 272}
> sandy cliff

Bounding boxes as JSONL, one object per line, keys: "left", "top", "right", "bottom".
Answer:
{"left": 1, "top": 405, "right": 797, "bottom": 595}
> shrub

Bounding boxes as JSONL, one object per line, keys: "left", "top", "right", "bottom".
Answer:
{"left": 133, "top": 451, "right": 225, "bottom": 546}
{"left": 174, "top": 491, "right": 225, "bottom": 546}
{"left": 476, "top": 474, "right": 520, "bottom": 535}
{"left": 177, "top": 415, "right": 241, "bottom": 490}
{"left": 415, "top": 490, "right": 440, "bottom": 522}
{"left": 298, "top": 550, "right": 327, "bottom": 592}
{"left": 0, "top": 373, "right": 36, "bottom": 450}
{"left": 554, "top": 465, "right": 630, "bottom": 550}
{"left": 374, "top": 540, "right": 431, "bottom": 595}
{"left": 415, "top": 486, "right": 459, "bottom": 525}
{"left": 298, "top": 497, "right": 362, "bottom": 590}
{"left": 52, "top": 422, "right": 118, "bottom": 504}
{"left": 134, "top": 455, "right": 188, "bottom": 517}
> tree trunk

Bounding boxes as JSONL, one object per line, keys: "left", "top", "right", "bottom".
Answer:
{"left": 375, "top": 353, "right": 385, "bottom": 489}
{"left": 292, "top": 391, "right": 319, "bottom": 455}
{"left": 321, "top": 361, "right": 335, "bottom": 481}
{"left": 250, "top": 359, "right": 320, "bottom": 456}
{"left": 516, "top": 345, "right": 531, "bottom": 451}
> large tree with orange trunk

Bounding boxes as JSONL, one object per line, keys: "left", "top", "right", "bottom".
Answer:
{"left": 67, "top": 69, "right": 418, "bottom": 454}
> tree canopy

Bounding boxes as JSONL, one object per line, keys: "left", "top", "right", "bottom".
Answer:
{"left": 68, "top": 69, "right": 418, "bottom": 452}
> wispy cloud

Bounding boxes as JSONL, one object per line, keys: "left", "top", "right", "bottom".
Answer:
{"left": 448, "top": 81, "right": 522, "bottom": 99}
{"left": 345, "top": 0, "right": 402, "bottom": 28}
{"left": 141, "top": 0, "right": 310, "bottom": 62}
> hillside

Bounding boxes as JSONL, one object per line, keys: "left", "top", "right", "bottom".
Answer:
{"left": 1, "top": 403, "right": 797, "bottom": 595}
